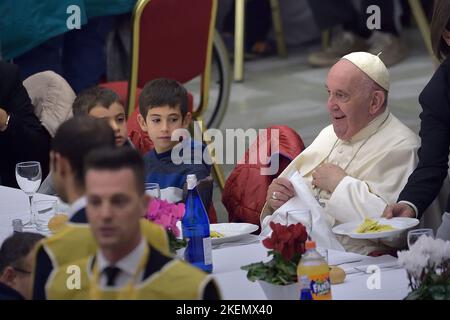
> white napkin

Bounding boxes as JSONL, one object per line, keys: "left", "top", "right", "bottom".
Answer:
{"left": 261, "top": 171, "right": 344, "bottom": 251}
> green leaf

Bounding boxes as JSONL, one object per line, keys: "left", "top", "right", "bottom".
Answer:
{"left": 167, "top": 232, "right": 186, "bottom": 253}
{"left": 429, "top": 285, "right": 446, "bottom": 300}
{"left": 241, "top": 257, "right": 298, "bottom": 285}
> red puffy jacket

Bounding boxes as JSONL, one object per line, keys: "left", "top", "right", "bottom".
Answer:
{"left": 222, "top": 125, "right": 305, "bottom": 227}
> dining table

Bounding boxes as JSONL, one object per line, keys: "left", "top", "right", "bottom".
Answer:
{"left": 0, "top": 185, "right": 411, "bottom": 300}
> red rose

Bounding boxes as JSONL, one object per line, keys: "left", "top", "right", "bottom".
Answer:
{"left": 262, "top": 221, "right": 307, "bottom": 261}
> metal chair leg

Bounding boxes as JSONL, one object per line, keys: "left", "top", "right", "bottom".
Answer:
{"left": 322, "top": 30, "right": 330, "bottom": 49}
{"left": 270, "top": 0, "right": 287, "bottom": 57}
{"left": 408, "top": 0, "right": 437, "bottom": 63}
{"left": 212, "top": 161, "right": 226, "bottom": 192}
{"left": 193, "top": 117, "right": 226, "bottom": 191}
{"left": 234, "top": 0, "right": 245, "bottom": 82}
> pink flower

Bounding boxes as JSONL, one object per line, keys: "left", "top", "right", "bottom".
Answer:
{"left": 145, "top": 199, "right": 185, "bottom": 237}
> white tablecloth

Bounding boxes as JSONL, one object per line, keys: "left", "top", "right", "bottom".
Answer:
{"left": 1, "top": 185, "right": 410, "bottom": 300}
{"left": 212, "top": 242, "right": 410, "bottom": 300}
{"left": 0, "top": 186, "right": 58, "bottom": 243}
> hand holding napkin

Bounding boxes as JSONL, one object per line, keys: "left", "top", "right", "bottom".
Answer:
{"left": 261, "top": 170, "right": 344, "bottom": 251}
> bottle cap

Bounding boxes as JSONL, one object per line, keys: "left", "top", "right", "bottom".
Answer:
{"left": 305, "top": 240, "right": 316, "bottom": 250}
{"left": 186, "top": 174, "right": 197, "bottom": 190}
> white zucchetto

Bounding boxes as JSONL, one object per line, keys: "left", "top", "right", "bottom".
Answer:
{"left": 341, "top": 52, "right": 390, "bottom": 91}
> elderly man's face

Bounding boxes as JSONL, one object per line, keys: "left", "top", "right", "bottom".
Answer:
{"left": 325, "top": 60, "right": 374, "bottom": 141}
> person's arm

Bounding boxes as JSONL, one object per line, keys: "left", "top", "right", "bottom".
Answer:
{"left": 0, "top": 63, "right": 51, "bottom": 172}
{"left": 326, "top": 176, "right": 390, "bottom": 224}
{"left": 397, "top": 104, "right": 450, "bottom": 218}
{"left": 326, "top": 146, "right": 419, "bottom": 224}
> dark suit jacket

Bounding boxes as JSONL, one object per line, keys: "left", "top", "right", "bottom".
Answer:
{"left": 398, "top": 56, "right": 450, "bottom": 218}
{"left": 0, "top": 61, "right": 51, "bottom": 187}
{"left": 0, "top": 282, "right": 24, "bottom": 300}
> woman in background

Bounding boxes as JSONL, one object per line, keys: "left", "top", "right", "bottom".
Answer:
{"left": 384, "top": 0, "right": 450, "bottom": 240}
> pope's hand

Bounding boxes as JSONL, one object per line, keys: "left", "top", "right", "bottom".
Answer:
{"left": 311, "top": 163, "right": 347, "bottom": 193}
{"left": 383, "top": 203, "right": 416, "bottom": 219}
{"left": 266, "top": 178, "right": 295, "bottom": 211}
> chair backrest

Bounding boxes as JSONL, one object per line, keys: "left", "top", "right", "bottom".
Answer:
{"left": 23, "top": 71, "right": 75, "bottom": 137}
{"left": 127, "top": 0, "right": 217, "bottom": 117}
{"left": 222, "top": 126, "right": 305, "bottom": 226}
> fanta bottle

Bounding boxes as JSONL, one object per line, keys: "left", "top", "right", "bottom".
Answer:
{"left": 297, "top": 240, "right": 332, "bottom": 300}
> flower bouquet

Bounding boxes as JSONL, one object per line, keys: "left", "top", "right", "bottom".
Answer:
{"left": 397, "top": 235, "right": 450, "bottom": 300}
{"left": 241, "top": 221, "right": 307, "bottom": 298}
{"left": 145, "top": 199, "right": 186, "bottom": 253}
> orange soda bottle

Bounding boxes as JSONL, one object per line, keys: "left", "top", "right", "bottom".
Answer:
{"left": 297, "top": 240, "right": 332, "bottom": 300}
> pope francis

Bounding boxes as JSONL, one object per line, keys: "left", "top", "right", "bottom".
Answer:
{"left": 261, "top": 52, "right": 421, "bottom": 254}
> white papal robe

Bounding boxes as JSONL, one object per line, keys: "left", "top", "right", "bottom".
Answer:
{"left": 261, "top": 109, "right": 422, "bottom": 254}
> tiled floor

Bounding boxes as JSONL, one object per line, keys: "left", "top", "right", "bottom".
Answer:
{"left": 211, "top": 30, "right": 435, "bottom": 223}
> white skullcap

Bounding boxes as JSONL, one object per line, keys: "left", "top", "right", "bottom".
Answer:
{"left": 341, "top": 51, "right": 389, "bottom": 91}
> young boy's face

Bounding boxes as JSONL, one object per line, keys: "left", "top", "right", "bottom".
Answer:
{"left": 138, "top": 105, "right": 191, "bottom": 153}
{"left": 89, "top": 102, "right": 128, "bottom": 147}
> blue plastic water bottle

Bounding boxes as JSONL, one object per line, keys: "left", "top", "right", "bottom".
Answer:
{"left": 182, "top": 174, "right": 213, "bottom": 273}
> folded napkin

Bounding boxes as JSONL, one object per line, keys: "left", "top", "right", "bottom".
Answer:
{"left": 261, "top": 171, "right": 344, "bottom": 251}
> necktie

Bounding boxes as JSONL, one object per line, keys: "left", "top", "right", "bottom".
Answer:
{"left": 103, "top": 266, "right": 121, "bottom": 286}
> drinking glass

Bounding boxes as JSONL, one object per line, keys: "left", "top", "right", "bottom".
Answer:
{"left": 145, "top": 183, "right": 160, "bottom": 199}
{"left": 286, "top": 209, "right": 312, "bottom": 237}
{"left": 316, "top": 247, "right": 329, "bottom": 264}
{"left": 33, "top": 199, "right": 57, "bottom": 233}
{"left": 15, "top": 161, "right": 42, "bottom": 227}
{"left": 407, "top": 228, "right": 434, "bottom": 248}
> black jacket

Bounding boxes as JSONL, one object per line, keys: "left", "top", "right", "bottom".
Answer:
{"left": 0, "top": 61, "right": 51, "bottom": 187}
{"left": 0, "top": 282, "right": 24, "bottom": 300}
{"left": 398, "top": 56, "right": 450, "bottom": 217}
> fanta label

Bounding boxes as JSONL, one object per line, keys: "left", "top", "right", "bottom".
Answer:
{"left": 309, "top": 273, "right": 332, "bottom": 300}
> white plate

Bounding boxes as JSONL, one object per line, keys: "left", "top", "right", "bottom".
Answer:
{"left": 332, "top": 217, "right": 420, "bottom": 239}
{"left": 210, "top": 223, "right": 259, "bottom": 245}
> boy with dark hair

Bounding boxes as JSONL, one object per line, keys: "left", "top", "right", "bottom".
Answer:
{"left": 38, "top": 86, "right": 130, "bottom": 195}
{"left": 72, "top": 86, "right": 130, "bottom": 147}
{"left": 44, "top": 147, "right": 219, "bottom": 299}
{"left": 0, "top": 232, "right": 44, "bottom": 300}
{"left": 137, "top": 78, "right": 212, "bottom": 209}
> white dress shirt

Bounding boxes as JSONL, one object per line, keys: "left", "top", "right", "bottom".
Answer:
{"left": 96, "top": 237, "right": 146, "bottom": 288}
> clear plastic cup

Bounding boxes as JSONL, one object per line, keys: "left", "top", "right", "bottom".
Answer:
{"left": 33, "top": 199, "right": 57, "bottom": 233}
